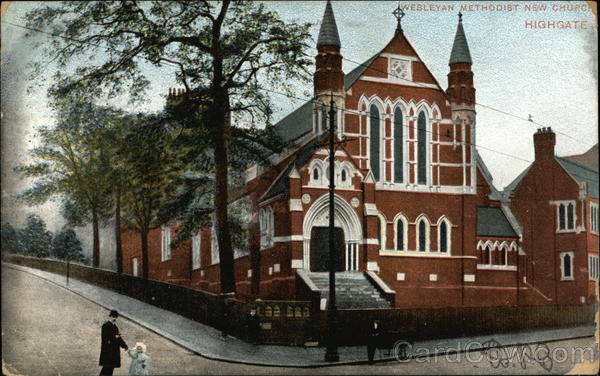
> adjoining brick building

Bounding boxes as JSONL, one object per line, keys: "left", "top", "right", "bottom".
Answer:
{"left": 122, "top": 2, "right": 598, "bottom": 309}
{"left": 504, "top": 131, "right": 599, "bottom": 306}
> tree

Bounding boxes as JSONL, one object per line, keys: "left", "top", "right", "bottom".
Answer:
{"left": 15, "top": 99, "right": 122, "bottom": 267}
{"left": 118, "top": 113, "right": 183, "bottom": 280}
{"left": 1, "top": 222, "right": 23, "bottom": 254}
{"left": 26, "top": 1, "right": 313, "bottom": 294}
{"left": 18, "top": 215, "right": 53, "bottom": 257}
{"left": 52, "top": 226, "right": 85, "bottom": 262}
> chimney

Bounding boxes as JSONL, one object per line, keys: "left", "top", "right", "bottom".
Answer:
{"left": 533, "top": 127, "right": 556, "bottom": 160}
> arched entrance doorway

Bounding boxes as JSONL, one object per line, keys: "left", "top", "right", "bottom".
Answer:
{"left": 309, "top": 226, "right": 345, "bottom": 272}
{"left": 302, "top": 194, "right": 363, "bottom": 272}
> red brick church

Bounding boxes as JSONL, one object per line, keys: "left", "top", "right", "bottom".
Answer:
{"left": 122, "top": 2, "right": 598, "bottom": 309}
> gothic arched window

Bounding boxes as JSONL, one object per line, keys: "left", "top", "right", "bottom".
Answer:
{"left": 370, "top": 104, "right": 381, "bottom": 181}
{"left": 395, "top": 215, "right": 407, "bottom": 251}
{"left": 417, "top": 217, "right": 429, "bottom": 252}
{"left": 417, "top": 111, "right": 427, "bottom": 184}
{"left": 439, "top": 220, "right": 449, "bottom": 253}
{"left": 394, "top": 107, "right": 403, "bottom": 183}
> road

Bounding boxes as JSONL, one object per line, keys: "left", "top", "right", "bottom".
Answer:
{"left": 2, "top": 265, "right": 598, "bottom": 375}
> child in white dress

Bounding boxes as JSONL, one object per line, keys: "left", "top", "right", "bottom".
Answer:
{"left": 127, "top": 342, "right": 150, "bottom": 375}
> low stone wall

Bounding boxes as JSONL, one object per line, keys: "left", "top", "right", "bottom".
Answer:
{"left": 3, "top": 254, "right": 311, "bottom": 345}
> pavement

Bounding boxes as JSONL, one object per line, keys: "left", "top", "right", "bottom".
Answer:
{"left": 3, "top": 262, "right": 596, "bottom": 368}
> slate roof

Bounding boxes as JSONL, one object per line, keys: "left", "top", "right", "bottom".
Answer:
{"left": 273, "top": 53, "right": 379, "bottom": 145}
{"left": 260, "top": 133, "right": 328, "bottom": 203}
{"left": 563, "top": 144, "right": 598, "bottom": 172}
{"left": 503, "top": 155, "right": 598, "bottom": 200}
{"left": 449, "top": 19, "right": 472, "bottom": 64}
{"left": 317, "top": 0, "right": 341, "bottom": 47}
{"left": 273, "top": 100, "right": 313, "bottom": 144}
{"left": 556, "top": 156, "right": 599, "bottom": 198}
{"left": 477, "top": 207, "right": 518, "bottom": 238}
{"left": 503, "top": 166, "right": 531, "bottom": 198}
{"left": 475, "top": 151, "right": 503, "bottom": 201}
{"left": 344, "top": 53, "right": 380, "bottom": 91}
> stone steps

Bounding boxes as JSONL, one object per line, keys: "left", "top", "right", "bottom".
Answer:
{"left": 304, "top": 272, "right": 392, "bottom": 309}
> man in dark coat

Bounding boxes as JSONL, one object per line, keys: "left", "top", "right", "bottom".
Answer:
{"left": 367, "top": 320, "right": 381, "bottom": 364}
{"left": 246, "top": 308, "right": 260, "bottom": 344}
{"left": 99, "top": 310, "right": 128, "bottom": 376}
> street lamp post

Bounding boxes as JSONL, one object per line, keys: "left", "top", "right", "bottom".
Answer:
{"left": 324, "top": 95, "right": 340, "bottom": 362}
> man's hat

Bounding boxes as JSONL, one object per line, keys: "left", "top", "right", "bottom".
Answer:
{"left": 109, "top": 310, "right": 119, "bottom": 318}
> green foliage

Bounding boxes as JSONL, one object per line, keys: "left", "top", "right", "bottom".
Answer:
{"left": 17, "top": 215, "right": 53, "bottom": 257}
{"left": 15, "top": 99, "right": 124, "bottom": 222}
{"left": 118, "top": 113, "right": 184, "bottom": 233}
{"left": 52, "top": 226, "right": 86, "bottom": 262}
{"left": 1, "top": 222, "right": 23, "bottom": 254}
{"left": 26, "top": 0, "right": 314, "bottom": 292}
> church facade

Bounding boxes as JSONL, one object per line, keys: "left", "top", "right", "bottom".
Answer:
{"left": 121, "top": 2, "right": 598, "bottom": 309}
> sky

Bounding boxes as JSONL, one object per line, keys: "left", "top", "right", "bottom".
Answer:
{"left": 1, "top": 1, "right": 597, "bottom": 258}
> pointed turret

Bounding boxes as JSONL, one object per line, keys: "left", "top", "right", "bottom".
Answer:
{"left": 449, "top": 12, "right": 472, "bottom": 64}
{"left": 317, "top": 0, "right": 341, "bottom": 47}
{"left": 447, "top": 12, "right": 475, "bottom": 108}
{"left": 313, "top": 0, "right": 345, "bottom": 135}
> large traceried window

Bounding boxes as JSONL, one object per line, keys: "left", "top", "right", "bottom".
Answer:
{"left": 192, "top": 232, "right": 201, "bottom": 270}
{"left": 417, "top": 111, "right": 428, "bottom": 185}
{"left": 369, "top": 104, "right": 381, "bottom": 181}
{"left": 161, "top": 226, "right": 171, "bottom": 261}
{"left": 394, "top": 107, "right": 403, "bottom": 183}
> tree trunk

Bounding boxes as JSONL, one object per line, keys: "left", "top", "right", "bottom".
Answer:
{"left": 213, "top": 89, "right": 236, "bottom": 295}
{"left": 92, "top": 211, "right": 100, "bottom": 267}
{"left": 115, "top": 189, "right": 123, "bottom": 273}
{"left": 141, "top": 227, "right": 149, "bottom": 280}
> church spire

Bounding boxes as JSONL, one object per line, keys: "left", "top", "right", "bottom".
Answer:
{"left": 317, "top": 0, "right": 341, "bottom": 47}
{"left": 449, "top": 12, "right": 472, "bottom": 65}
{"left": 446, "top": 12, "right": 475, "bottom": 109}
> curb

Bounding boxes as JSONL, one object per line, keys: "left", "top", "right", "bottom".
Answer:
{"left": 3, "top": 263, "right": 596, "bottom": 368}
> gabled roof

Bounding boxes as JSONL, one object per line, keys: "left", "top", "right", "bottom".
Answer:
{"left": 475, "top": 150, "right": 502, "bottom": 201}
{"left": 503, "top": 165, "right": 531, "bottom": 199}
{"left": 344, "top": 52, "right": 380, "bottom": 91}
{"left": 273, "top": 100, "right": 313, "bottom": 145}
{"left": 503, "top": 155, "right": 598, "bottom": 199}
{"left": 260, "top": 133, "right": 327, "bottom": 203}
{"left": 477, "top": 207, "right": 518, "bottom": 238}
{"left": 556, "top": 156, "right": 599, "bottom": 198}
{"left": 562, "top": 144, "right": 598, "bottom": 172}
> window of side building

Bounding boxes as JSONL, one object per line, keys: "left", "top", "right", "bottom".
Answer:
{"left": 556, "top": 201, "right": 576, "bottom": 232}
{"left": 560, "top": 251, "right": 574, "bottom": 280}
{"left": 590, "top": 202, "right": 599, "bottom": 234}
{"left": 161, "top": 226, "right": 171, "bottom": 261}
{"left": 589, "top": 254, "right": 599, "bottom": 280}
{"left": 192, "top": 232, "right": 201, "bottom": 270}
